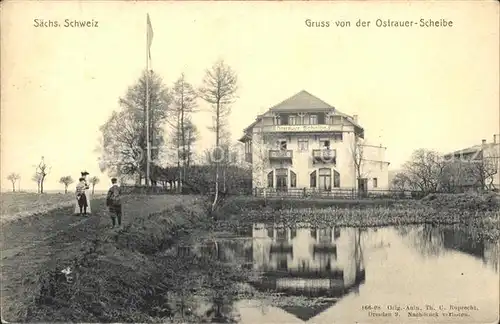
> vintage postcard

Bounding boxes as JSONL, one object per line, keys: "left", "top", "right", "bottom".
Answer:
{"left": 1, "top": 0, "right": 499, "bottom": 323}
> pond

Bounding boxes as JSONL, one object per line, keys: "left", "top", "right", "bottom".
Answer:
{"left": 178, "top": 223, "right": 499, "bottom": 323}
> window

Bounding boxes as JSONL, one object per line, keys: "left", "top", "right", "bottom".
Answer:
{"left": 321, "top": 140, "right": 331, "bottom": 149}
{"left": 290, "top": 171, "right": 297, "bottom": 188}
{"left": 298, "top": 138, "right": 309, "bottom": 151}
{"left": 245, "top": 141, "right": 252, "bottom": 153}
{"left": 319, "top": 168, "right": 332, "bottom": 191}
{"left": 373, "top": 178, "right": 378, "bottom": 188}
{"left": 334, "top": 170, "right": 340, "bottom": 188}
{"left": 274, "top": 116, "right": 281, "bottom": 125}
{"left": 267, "top": 227, "right": 274, "bottom": 238}
{"left": 276, "top": 140, "right": 287, "bottom": 150}
{"left": 310, "top": 171, "right": 317, "bottom": 188}
{"left": 302, "top": 114, "right": 310, "bottom": 125}
{"left": 310, "top": 114, "right": 318, "bottom": 125}
{"left": 333, "top": 133, "right": 343, "bottom": 142}
{"left": 288, "top": 115, "right": 297, "bottom": 125}
{"left": 267, "top": 171, "right": 274, "bottom": 188}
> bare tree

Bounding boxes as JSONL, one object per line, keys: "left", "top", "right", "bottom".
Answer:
{"left": 88, "top": 176, "right": 100, "bottom": 195}
{"left": 34, "top": 156, "right": 51, "bottom": 194}
{"left": 199, "top": 59, "right": 238, "bottom": 211}
{"left": 31, "top": 173, "right": 42, "bottom": 193}
{"left": 468, "top": 155, "right": 499, "bottom": 191}
{"left": 350, "top": 136, "right": 367, "bottom": 194}
{"left": 169, "top": 73, "right": 198, "bottom": 192}
{"left": 395, "top": 149, "right": 447, "bottom": 193}
{"left": 251, "top": 116, "right": 281, "bottom": 198}
{"left": 6, "top": 173, "right": 20, "bottom": 192}
{"left": 59, "top": 176, "right": 74, "bottom": 194}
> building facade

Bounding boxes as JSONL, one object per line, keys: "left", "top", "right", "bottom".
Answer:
{"left": 444, "top": 134, "right": 500, "bottom": 191}
{"left": 238, "top": 90, "right": 390, "bottom": 194}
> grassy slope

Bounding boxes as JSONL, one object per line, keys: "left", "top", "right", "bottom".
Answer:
{"left": 1, "top": 194, "right": 204, "bottom": 322}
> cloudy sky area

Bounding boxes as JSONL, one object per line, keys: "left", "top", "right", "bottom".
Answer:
{"left": 1, "top": 1, "right": 498, "bottom": 191}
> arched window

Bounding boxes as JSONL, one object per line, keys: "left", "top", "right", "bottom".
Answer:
{"left": 267, "top": 171, "right": 274, "bottom": 188}
{"left": 334, "top": 170, "right": 340, "bottom": 188}
{"left": 310, "top": 170, "right": 317, "bottom": 188}
{"left": 319, "top": 168, "right": 332, "bottom": 191}
{"left": 290, "top": 170, "right": 297, "bottom": 188}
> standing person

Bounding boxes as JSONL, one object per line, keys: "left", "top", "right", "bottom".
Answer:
{"left": 74, "top": 171, "right": 92, "bottom": 215}
{"left": 75, "top": 177, "right": 89, "bottom": 216}
{"left": 106, "top": 177, "right": 123, "bottom": 229}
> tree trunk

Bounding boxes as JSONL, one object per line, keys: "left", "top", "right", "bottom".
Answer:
{"left": 92, "top": 185, "right": 95, "bottom": 195}
{"left": 40, "top": 177, "right": 45, "bottom": 194}
{"left": 65, "top": 186, "right": 68, "bottom": 194}
{"left": 211, "top": 100, "right": 221, "bottom": 212}
{"left": 11, "top": 182, "right": 15, "bottom": 192}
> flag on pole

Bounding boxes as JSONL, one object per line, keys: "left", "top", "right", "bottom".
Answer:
{"left": 147, "top": 13, "right": 154, "bottom": 60}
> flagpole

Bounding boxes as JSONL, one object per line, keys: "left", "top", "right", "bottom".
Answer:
{"left": 145, "top": 14, "right": 151, "bottom": 186}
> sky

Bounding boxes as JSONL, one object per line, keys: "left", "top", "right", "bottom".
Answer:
{"left": 1, "top": 0, "right": 499, "bottom": 191}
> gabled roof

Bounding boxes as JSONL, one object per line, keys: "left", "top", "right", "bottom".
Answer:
{"left": 445, "top": 142, "right": 499, "bottom": 157}
{"left": 239, "top": 90, "right": 363, "bottom": 142}
{"left": 270, "top": 90, "right": 335, "bottom": 112}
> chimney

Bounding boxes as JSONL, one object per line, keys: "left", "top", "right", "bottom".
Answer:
{"left": 352, "top": 114, "right": 358, "bottom": 123}
{"left": 482, "top": 139, "right": 487, "bottom": 145}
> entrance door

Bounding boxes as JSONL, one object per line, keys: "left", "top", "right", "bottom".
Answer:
{"left": 358, "top": 178, "right": 368, "bottom": 196}
{"left": 276, "top": 168, "right": 288, "bottom": 192}
{"left": 318, "top": 168, "right": 332, "bottom": 191}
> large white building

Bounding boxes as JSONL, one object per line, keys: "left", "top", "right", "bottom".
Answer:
{"left": 238, "top": 90, "right": 390, "bottom": 195}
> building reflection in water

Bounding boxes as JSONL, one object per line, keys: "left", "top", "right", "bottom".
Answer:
{"left": 250, "top": 223, "right": 366, "bottom": 320}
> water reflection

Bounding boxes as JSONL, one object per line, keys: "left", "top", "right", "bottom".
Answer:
{"left": 398, "top": 224, "right": 499, "bottom": 272}
{"left": 249, "top": 223, "right": 366, "bottom": 320}
{"left": 175, "top": 222, "right": 498, "bottom": 323}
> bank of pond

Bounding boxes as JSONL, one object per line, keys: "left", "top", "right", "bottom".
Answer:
{"left": 21, "top": 194, "right": 499, "bottom": 323}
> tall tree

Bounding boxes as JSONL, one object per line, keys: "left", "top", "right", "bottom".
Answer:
{"left": 170, "top": 73, "right": 198, "bottom": 191}
{"left": 6, "top": 173, "right": 20, "bottom": 192}
{"left": 199, "top": 59, "right": 238, "bottom": 210}
{"left": 98, "top": 70, "right": 171, "bottom": 184}
{"left": 34, "top": 156, "right": 50, "bottom": 194}
{"left": 59, "top": 176, "right": 74, "bottom": 194}
{"left": 88, "top": 176, "right": 100, "bottom": 195}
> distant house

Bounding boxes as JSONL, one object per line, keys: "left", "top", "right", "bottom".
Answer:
{"left": 443, "top": 134, "right": 500, "bottom": 191}
{"left": 238, "top": 90, "right": 390, "bottom": 195}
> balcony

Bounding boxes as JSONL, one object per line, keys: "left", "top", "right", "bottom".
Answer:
{"left": 269, "top": 149, "right": 293, "bottom": 161}
{"left": 313, "top": 149, "right": 336, "bottom": 164}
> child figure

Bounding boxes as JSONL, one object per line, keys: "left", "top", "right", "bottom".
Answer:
{"left": 75, "top": 177, "right": 89, "bottom": 216}
{"left": 106, "top": 178, "right": 122, "bottom": 229}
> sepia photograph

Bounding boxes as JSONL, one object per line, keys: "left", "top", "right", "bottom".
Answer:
{"left": 1, "top": 0, "right": 499, "bottom": 323}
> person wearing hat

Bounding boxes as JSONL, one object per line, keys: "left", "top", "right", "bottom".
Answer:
{"left": 106, "top": 177, "right": 123, "bottom": 229}
{"left": 74, "top": 171, "right": 92, "bottom": 215}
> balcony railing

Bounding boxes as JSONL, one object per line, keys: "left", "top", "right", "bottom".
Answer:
{"left": 269, "top": 149, "right": 293, "bottom": 160}
{"left": 313, "top": 149, "right": 336, "bottom": 163}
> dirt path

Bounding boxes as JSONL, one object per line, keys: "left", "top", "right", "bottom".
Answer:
{"left": 1, "top": 195, "right": 181, "bottom": 322}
